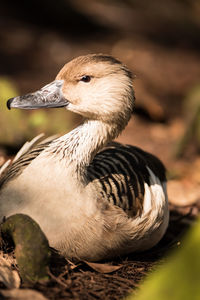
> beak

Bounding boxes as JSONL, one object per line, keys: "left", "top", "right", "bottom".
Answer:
{"left": 7, "top": 80, "right": 68, "bottom": 110}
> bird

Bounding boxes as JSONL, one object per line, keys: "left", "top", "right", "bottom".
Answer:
{"left": 0, "top": 54, "right": 169, "bottom": 261}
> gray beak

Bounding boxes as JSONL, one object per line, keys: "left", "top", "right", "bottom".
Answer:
{"left": 7, "top": 80, "right": 68, "bottom": 110}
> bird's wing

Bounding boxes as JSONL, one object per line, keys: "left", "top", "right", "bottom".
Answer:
{"left": 87, "top": 142, "right": 166, "bottom": 217}
{"left": 0, "top": 134, "right": 57, "bottom": 189}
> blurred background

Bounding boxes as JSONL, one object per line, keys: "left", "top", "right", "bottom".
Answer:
{"left": 0, "top": 0, "right": 200, "bottom": 205}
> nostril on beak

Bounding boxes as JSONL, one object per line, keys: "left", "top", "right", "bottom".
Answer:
{"left": 7, "top": 98, "right": 14, "bottom": 110}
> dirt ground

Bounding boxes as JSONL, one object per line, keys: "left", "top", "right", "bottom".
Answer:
{"left": 0, "top": 0, "right": 200, "bottom": 299}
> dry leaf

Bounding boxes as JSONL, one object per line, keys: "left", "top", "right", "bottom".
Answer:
{"left": 84, "top": 261, "right": 122, "bottom": 273}
{"left": 0, "top": 256, "right": 20, "bottom": 289}
{"left": 66, "top": 259, "right": 81, "bottom": 270}
{"left": 0, "top": 289, "right": 48, "bottom": 300}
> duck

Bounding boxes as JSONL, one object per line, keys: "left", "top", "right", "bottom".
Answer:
{"left": 0, "top": 54, "right": 169, "bottom": 261}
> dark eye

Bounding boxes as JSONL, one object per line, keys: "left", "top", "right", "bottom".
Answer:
{"left": 80, "top": 75, "right": 91, "bottom": 83}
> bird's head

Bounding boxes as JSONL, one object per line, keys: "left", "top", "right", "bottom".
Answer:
{"left": 7, "top": 54, "right": 135, "bottom": 126}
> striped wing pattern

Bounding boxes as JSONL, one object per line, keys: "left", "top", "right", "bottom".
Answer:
{"left": 87, "top": 142, "right": 166, "bottom": 217}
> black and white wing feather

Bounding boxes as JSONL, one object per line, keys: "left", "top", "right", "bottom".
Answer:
{"left": 87, "top": 142, "right": 166, "bottom": 217}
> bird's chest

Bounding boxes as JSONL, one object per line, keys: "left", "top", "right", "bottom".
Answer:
{"left": 0, "top": 155, "right": 95, "bottom": 231}
{"left": 6, "top": 156, "right": 73, "bottom": 202}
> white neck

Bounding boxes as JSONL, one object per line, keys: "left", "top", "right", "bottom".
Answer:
{"left": 48, "top": 119, "right": 122, "bottom": 178}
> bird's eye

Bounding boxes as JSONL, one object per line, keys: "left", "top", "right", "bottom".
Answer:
{"left": 80, "top": 75, "right": 91, "bottom": 83}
